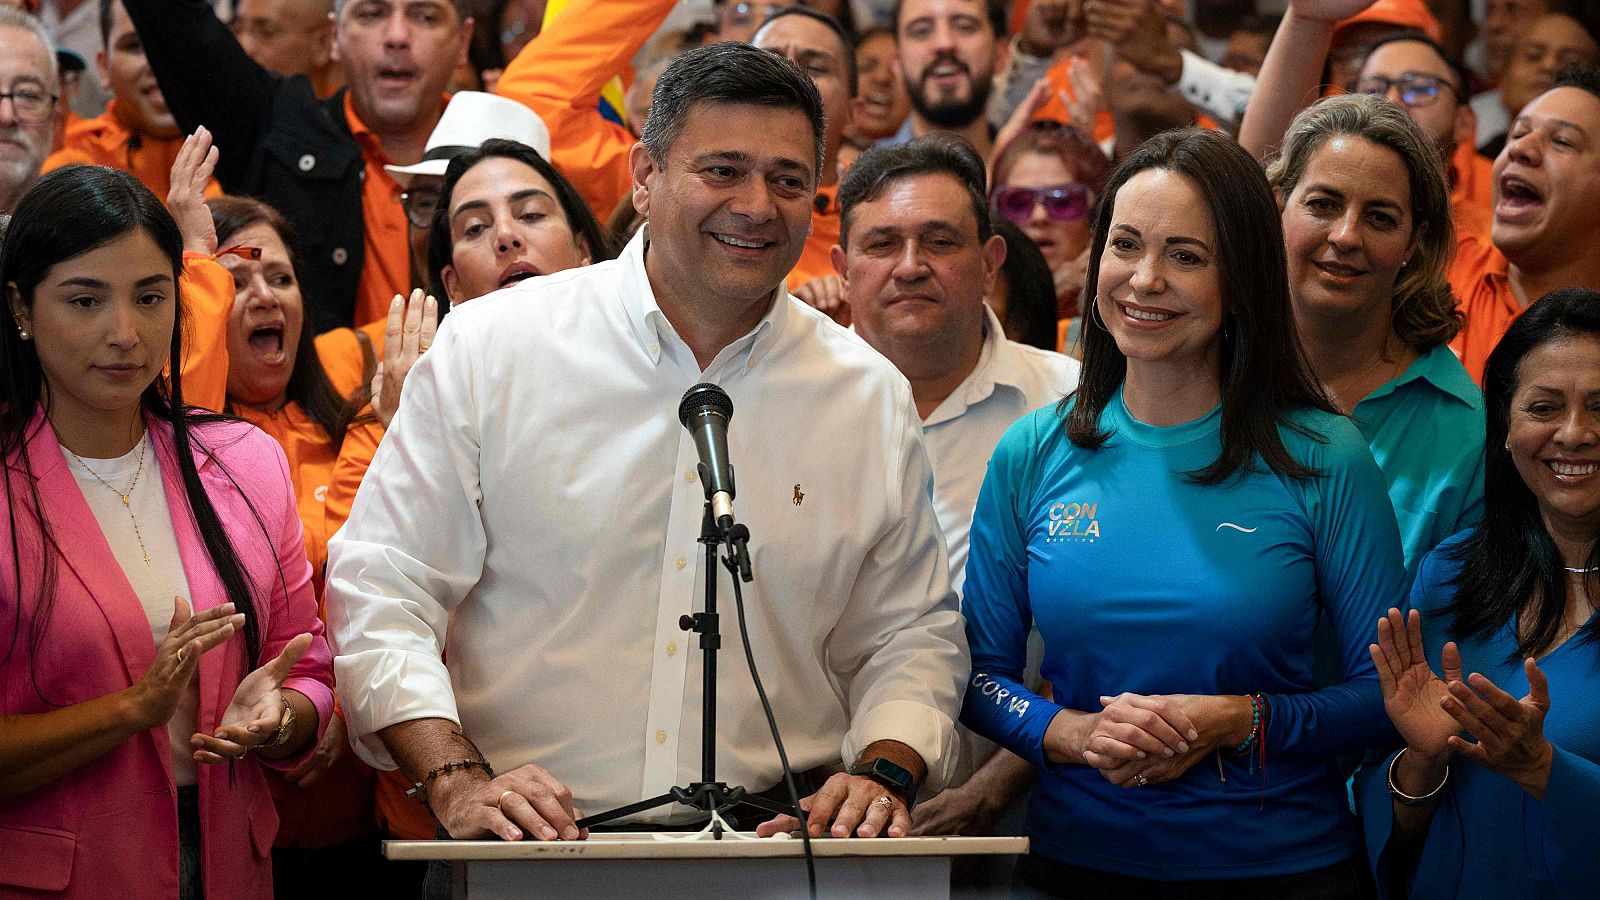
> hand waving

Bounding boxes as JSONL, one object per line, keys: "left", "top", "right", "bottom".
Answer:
{"left": 167, "top": 127, "right": 219, "bottom": 257}
{"left": 1370, "top": 607, "right": 1463, "bottom": 760}
{"left": 371, "top": 289, "right": 438, "bottom": 429}
{"left": 192, "top": 633, "right": 312, "bottom": 763}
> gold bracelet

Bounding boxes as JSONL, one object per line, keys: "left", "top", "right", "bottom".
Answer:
{"left": 258, "top": 696, "right": 294, "bottom": 750}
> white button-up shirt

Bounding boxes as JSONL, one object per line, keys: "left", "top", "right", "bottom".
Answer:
{"left": 923, "top": 307, "right": 1080, "bottom": 598}
{"left": 326, "top": 230, "right": 969, "bottom": 822}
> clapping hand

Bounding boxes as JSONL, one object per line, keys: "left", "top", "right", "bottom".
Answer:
{"left": 1371, "top": 608, "right": 1463, "bottom": 761}
{"left": 131, "top": 597, "right": 244, "bottom": 730}
{"left": 192, "top": 633, "right": 312, "bottom": 764}
{"left": 1441, "top": 657, "right": 1556, "bottom": 801}
{"left": 167, "top": 128, "right": 219, "bottom": 257}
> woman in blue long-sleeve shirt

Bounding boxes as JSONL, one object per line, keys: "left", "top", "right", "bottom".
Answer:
{"left": 1363, "top": 288, "right": 1600, "bottom": 899}
{"left": 961, "top": 129, "right": 1408, "bottom": 897}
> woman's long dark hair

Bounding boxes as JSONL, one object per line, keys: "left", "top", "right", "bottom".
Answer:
{"left": 992, "top": 219, "right": 1062, "bottom": 351}
{"left": 426, "top": 138, "right": 614, "bottom": 310}
{"left": 1, "top": 166, "right": 265, "bottom": 697}
{"left": 1448, "top": 288, "right": 1600, "bottom": 659}
{"left": 1065, "top": 129, "right": 1335, "bottom": 483}
{"left": 207, "top": 195, "right": 363, "bottom": 453}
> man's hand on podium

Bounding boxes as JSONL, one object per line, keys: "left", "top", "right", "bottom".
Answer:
{"left": 434, "top": 762, "right": 588, "bottom": 843}
{"left": 754, "top": 771, "right": 913, "bottom": 838}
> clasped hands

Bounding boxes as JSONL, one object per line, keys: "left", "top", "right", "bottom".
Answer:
{"left": 1049, "top": 692, "right": 1240, "bottom": 788}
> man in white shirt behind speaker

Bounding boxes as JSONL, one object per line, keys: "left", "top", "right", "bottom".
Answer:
{"left": 834, "top": 135, "right": 1079, "bottom": 839}
{"left": 324, "top": 42, "right": 969, "bottom": 860}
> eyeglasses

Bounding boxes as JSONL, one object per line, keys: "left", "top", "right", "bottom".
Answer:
{"left": 992, "top": 183, "right": 1093, "bottom": 224}
{"left": 401, "top": 187, "right": 441, "bottom": 230}
{"left": 1355, "top": 73, "right": 1460, "bottom": 108}
{"left": 0, "top": 86, "right": 58, "bottom": 124}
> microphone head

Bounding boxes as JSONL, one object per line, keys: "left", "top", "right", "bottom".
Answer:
{"left": 678, "top": 382, "right": 733, "bottom": 428}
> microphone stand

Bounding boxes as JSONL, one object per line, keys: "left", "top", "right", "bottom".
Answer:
{"left": 574, "top": 503, "right": 799, "bottom": 838}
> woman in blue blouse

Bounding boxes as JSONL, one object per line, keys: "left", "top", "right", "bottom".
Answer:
{"left": 1364, "top": 288, "right": 1600, "bottom": 898}
{"left": 961, "top": 129, "right": 1407, "bottom": 896}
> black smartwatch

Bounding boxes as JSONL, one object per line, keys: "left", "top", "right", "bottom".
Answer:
{"left": 847, "top": 757, "right": 919, "bottom": 810}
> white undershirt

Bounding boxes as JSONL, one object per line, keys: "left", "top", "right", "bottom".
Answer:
{"left": 66, "top": 434, "right": 199, "bottom": 786}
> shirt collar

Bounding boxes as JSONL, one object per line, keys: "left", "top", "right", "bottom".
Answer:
{"left": 622, "top": 227, "right": 787, "bottom": 372}
{"left": 923, "top": 306, "right": 1022, "bottom": 427}
{"left": 1361, "top": 342, "right": 1482, "bottom": 409}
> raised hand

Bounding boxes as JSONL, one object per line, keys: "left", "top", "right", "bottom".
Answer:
{"left": 991, "top": 77, "right": 1054, "bottom": 172}
{"left": 167, "top": 127, "right": 219, "bottom": 257}
{"left": 1370, "top": 607, "right": 1462, "bottom": 760}
{"left": 1063, "top": 57, "right": 1103, "bottom": 136}
{"left": 193, "top": 632, "right": 312, "bottom": 763}
{"left": 1084, "top": 0, "right": 1181, "bottom": 84}
{"left": 371, "top": 289, "right": 438, "bottom": 429}
{"left": 1019, "top": 0, "right": 1085, "bottom": 58}
{"left": 1289, "top": 0, "right": 1380, "bottom": 24}
{"left": 131, "top": 597, "right": 243, "bottom": 730}
{"left": 1441, "top": 658, "right": 1556, "bottom": 801}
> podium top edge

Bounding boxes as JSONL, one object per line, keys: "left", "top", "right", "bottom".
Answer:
{"left": 383, "top": 834, "right": 1029, "bottom": 861}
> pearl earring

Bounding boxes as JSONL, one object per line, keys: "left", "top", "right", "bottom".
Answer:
{"left": 16, "top": 328, "right": 28, "bottom": 341}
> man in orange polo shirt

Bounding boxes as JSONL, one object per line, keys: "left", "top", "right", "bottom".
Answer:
{"left": 124, "top": 0, "right": 471, "bottom": 334}
{"left": 1450, "top": 65, "right": 1600, "bottom": 381}
{"left": 753, "top": 7, "right": 856, "bottom": 319}
{"left": 41, "top": 0, "right": 219, "bottom": 198}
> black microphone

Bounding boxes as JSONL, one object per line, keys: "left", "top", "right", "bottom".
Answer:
{"left": 678, "top": 383, "right": 737, "bottom": 531}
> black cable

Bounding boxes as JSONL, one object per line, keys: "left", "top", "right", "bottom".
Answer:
{"left": 726, "top": 551, "right": 817, "bottom": 900}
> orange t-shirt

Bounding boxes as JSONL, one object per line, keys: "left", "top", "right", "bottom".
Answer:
{"left": 1447, "top": 227, "right": 1519, "bottom": 385}
{"left": 174, "top": 254, "right": 232, "bottom": 413}
{"left": 1450, "top": 139, "right": 1494, "bottom": 247}
{"left": 344, "top": 95, "right": 415, "bottom": 330}
{"left": 786, "top": 183, "right": 848, "bottom": 326}
{"left": 42, "top": 101, "right": 221, "bottom": 199}
{"left": 1033, "top": 61, "right": 1221, "bottom": 142}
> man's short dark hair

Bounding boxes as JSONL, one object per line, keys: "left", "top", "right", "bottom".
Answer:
{"left": 642, "top": 42, "right": 826, "bottom": 179}
{"left": 1554, "top": 60, "right": 1600, "bottom": 105}
{"left": 838, "top": 133, "right": 991, "bottom": 248}
{"left": 1358, "top": 31, "right": 1472, "bottom": 99}
{"left": 891, "top": 0, "right": 1007, "bottom": 39}
{"left": 757, "top": 6, "right": 858, "bottom": 97}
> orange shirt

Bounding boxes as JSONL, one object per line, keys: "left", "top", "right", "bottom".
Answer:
{"left": 1034, "top": 62, "right": 1221, "bottom": 141}
{"left": 789, "top": 183, "right": 841, "bottom": 288}
{"left": 1447, "top": 226, "right": 1519, "bottom": 385}
{"left": 175, "top": 254, "right": 232, "bottom": 413}
{"left": 42, "top": 101, "right": 221, "bottom": 199}
{"left": 495, "top": 0, "right": 677, "bottom": 221}
{"left": 344, "top": 94, "right": 414, "bottom": 329}
{"left": 1450, "top": 139, "right": 1494, "bottom": 247}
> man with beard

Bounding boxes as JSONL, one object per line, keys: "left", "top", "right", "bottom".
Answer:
{"left": 0, "top": 8, "right": 56, "bottom": 214}
{"left": 889, "top": 0, "right": 1005, "bottom": 158}
{"left": 40, "top": 0, "right": 217, "bottom": 199}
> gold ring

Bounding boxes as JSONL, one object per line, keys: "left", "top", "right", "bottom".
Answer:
{"left": 496, "top": 789, "right": 517, "bottom": 811}
{"left": 176, "top": 648, "right": 186, "bottom": 665}
{"left": 873, "top": 795, "right": 894, "bottom": 810}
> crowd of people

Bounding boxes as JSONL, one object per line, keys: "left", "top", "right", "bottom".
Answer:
{"left": 1, "top": 0, "right": 1597, "bottom": 897}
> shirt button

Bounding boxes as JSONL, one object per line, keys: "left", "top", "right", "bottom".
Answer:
{"left": 666, "top": 642, "right": 678, "bottom": 656}
{"left": 655, "top": 730, "right": 668, "bottom": 744}
{"left": 685, "top": 470, "right": 697, "bottom": 483}
{"left": 675, "top": 556, "right": 687, "bottom": 569}
{"left": 649, "top": 344, "right": 659, "bottom": 355}
{"left": 297, "top": 153, "right": 316, "bottom": 172}
{"left": 331, "top": 247, "right": 349, "bottom": 265}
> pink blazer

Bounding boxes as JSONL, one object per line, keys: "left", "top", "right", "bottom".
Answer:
{"left": 0, "top": 410, "right": 335, "bottom": 898}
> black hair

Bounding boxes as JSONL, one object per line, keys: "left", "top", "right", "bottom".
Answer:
{"left": 641, "top": 42, "right": 827, "bottom": 181}
{"left": 1066, "top": 129, "right": 1335, "bottom": 483}
{"left": 991, "top": 219, "right": 1060, "bottom": 351}
{"left": 1, "top": 167, "right": 269, "bottom": 696}
{"left": 757, "top": 6, "right": 859, "bottom": 97}
{"left": 854, "top": 23, "right": 895, "bottom": 48}
{"left": 1357, "top": 31, "right": 1473, "bottom": 97}
{"left": 207, "top": 195, "right": 366, "bottom": 453}
{"left": 427, "top": 138, "right": 614, "bottom": 305}
{"left": 98, "top": 0, "right": 116, "bottom": 49}
{"left": 892, "top": 0, "right": 1007, "bottom": 39}
{"left": 838, "top": 133, "right": 991, "bottom": 248}
{"left": 1554, "top": 59, "right": 1600, "bottom": 102}
{"left": 1448, "top": 288, "right": 1600, "bottom": 659}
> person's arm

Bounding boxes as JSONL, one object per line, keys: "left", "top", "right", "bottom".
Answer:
{"left": 324, "top": 312, "right": 487, "bottom": 771}
{"left": 1173, "top": 51, "right": 1257, "bottom": 130}
{"left": 493, "top": 0, "right": 677, "bottom": 220}
{"left": 1530, "top": 747, "right": 1600, "bottom": 886}
{"left": 988, "top": 0, "right": 1082, "bottom": 128}
{"left": 911, "top": 745, "right": 1036, "bottom": 835}
{"left": 1236, "top": 0, "right": 1380, "bottom": 159}
{"left": 122, "top": 0, "right": 279, "bottom": 189}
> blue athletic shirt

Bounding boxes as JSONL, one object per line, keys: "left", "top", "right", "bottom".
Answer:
{"left": 960, "top": 384, "right": 1408, "bottom": 880}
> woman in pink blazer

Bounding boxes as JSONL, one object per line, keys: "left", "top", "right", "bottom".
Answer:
{"left": 0, "top": 166, "right": 335, "bottom": 898}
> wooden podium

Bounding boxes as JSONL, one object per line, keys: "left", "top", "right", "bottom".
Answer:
{"left": 385, "top": 833, "right": 1029, "bottom": 899}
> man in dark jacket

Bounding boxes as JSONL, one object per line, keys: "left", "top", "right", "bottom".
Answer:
{"left": 124, "top": 0, "right": 472, "bottom": 333}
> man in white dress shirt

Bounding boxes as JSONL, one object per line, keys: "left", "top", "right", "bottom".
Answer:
{"left": 325, "top": 42, "right": 969, "bottom": 854}
{"left": 834, "top": 135, "right": 1078, "bottom": 840}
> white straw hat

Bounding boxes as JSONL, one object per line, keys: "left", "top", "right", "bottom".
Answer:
{"left": 385, "top": 91, "right": 552, "bottom": 188}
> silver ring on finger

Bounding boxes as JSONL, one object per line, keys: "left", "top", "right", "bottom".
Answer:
{"left": 873, "top": 795, "right": 895, "bottom": 810}
{"left": 1134, "top": 773, "right": 1149, "bottom": 787}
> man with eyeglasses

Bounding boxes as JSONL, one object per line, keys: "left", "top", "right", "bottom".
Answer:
{"left": 0, "top": 8, "right": 58, "bottom": 213}
{"left": 835, "top": 135, "right": 1075, "bottom": 869}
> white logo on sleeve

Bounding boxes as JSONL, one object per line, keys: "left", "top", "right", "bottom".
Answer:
{"left": 1216, "top": 522, "right": 1257, "bottom": 533}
